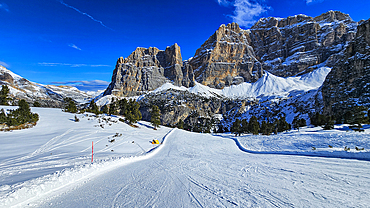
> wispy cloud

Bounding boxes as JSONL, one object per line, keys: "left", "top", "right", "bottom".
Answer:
{"left": 51, "top": 80, "right": 110, "bottom": 91}
{"left": 68, "top": 43, "right": 82, "bottom": 51}
{"left": 58, "top": 0, "right": 114, "bottom": 31}
{"left": 306, "top": 0, "right": 324, "bottom": 5}
{"left": 0, "top": 2, "right": 9, "bottom": 12}
{"left": 38, "top": 62, "right": 111, "bottom": 68}
{"left": 217, "top": 0, "right": 270, "bottom": 28}
{"left": 0, "top": 61, "right": 9, "bottom": 68}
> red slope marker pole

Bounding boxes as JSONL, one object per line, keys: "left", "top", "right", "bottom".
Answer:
{"left": 91, "top": 141, "right": 94, "bottom": 163}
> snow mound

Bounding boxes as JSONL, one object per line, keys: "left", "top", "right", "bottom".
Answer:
{"left": 151, "top": 67, "right": 331, "bottom": 99}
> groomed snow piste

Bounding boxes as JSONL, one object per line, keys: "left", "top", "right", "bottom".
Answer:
{"left": 0, "top": 106, "right": 370, "bottom": 207}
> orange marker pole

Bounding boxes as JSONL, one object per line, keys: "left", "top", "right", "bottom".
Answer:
{"left": 91, "top": 141, "right": 94, "bottom": 163}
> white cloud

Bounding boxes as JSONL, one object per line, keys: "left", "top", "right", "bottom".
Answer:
{"left": 306, "top": 0, "right": 324, "bottom": 5}
{"left": 0, "top": 2, "right": 9, "bottom": 12}
{"left": 51, "top": 80, "right": 110, "bottom": 91}
{"left": 59, "top": 0, "right": 114, "bottom": 31}
{"left": 217, "top": 0, "right": 270, "bottom": 28}
{"left": 0, "top": 61, "right": 9, "bottom": 68}
{"left": 38, "top": 62, "right": 111, "bottom": 68}
{"left": 68, "top": 43, "right": 82, "bottom": 51}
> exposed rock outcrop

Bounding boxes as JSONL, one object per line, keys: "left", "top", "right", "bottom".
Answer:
{"left": 249, "top": 10, "right": 357, "bottom": 77}
{"left": 188, "top": 22, "right": 263, "bottom": 88}
{"left": 104, "top": 43, "right": 192, "bottom": 96}
{"left": 321, "top": 18, "right": 370, "bottom": 114}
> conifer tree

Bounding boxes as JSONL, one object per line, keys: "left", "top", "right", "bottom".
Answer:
{"left": 260, "top": 120, "right": 271, "bottom": 135}
{"left": 0, "top": 85, "right": 10, "bottom": 105}
{"left": 119, "top": 98, "right": 128, "bottom": 116}
{"left": 33, "top": 101, "right": 41, "bottom": 107}
{"left": 0, "top": 108, "right": 6, "bottom": 124}
{"left": 150, "top": 105, "right": 161, "bottom": 130}
{"left": 323, "top": 117, "right": 334, "bottom": 130}
{"left": 124, "top": 99, "right": 142, "bottom": 124}
{"left": 241, "top": 119, "right": 248, "bottom": 134}
{"left": 231, "top": 118, "right": 241, "bottom": 136}
{"left": 292, "top": 116, "right": 306, "bottom": 131}
{"left": 278, "top": 116, "right": 290, "bottom": 132}
{"left": 64, "top": 98, "right": 78, "bottom": 113}
{"left": 177, "top": 119, "right": 184, "bottom": 129}
{"left": 108, "top": 100, "right": 116, "bottom": 115}
{"left": 248, "top": 116, "right": 260, "bottom": 135}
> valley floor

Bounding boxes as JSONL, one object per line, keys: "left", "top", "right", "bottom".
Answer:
{"left": 0, "top": 106, "right": 370, "bottom": 207}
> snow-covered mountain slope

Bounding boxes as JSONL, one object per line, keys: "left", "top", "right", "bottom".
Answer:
{"left": 0, "top": 107, "right": 369, "bottom": 207}
{"left": 149, "top": 66, "right": 331, "bottom": 99}
{"left": 0, "top": 66, "right": 95, "bottom": 106}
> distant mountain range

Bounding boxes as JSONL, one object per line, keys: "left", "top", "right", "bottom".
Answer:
{"left": 0, "top": 65, "right": 97, "bottom": 107}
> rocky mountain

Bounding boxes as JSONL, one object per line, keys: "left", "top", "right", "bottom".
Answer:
{"left": 98, "top": 10, "right": 370, "bottom": 128}
{"left": 0, "top": 65, "right": 95, "bottom": 107}
{"left": 321, "top": 18, "right": 370, "bottom": 114}
{"left": 104, "top": 11, "right": 359, "bottom": 97}
{"left": 250, "top": 10, "right": 357, "bottom": 77}
{"left": 104, "top": 44, "right": 192, "bottom": 97}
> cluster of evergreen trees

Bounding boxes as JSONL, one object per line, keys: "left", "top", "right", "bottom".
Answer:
{"left": 0, "top": 85, "right": 11, "bottom": 105}
{"left": 230, "top": 116, "right": 292, "bottom": 136}
{"left": 0, "top": 99, "right": 39, "bottom": 127}
{"left": 310, "top": 106, "right": 370, "bottom": 131}
{"left": 63, "top": 97, "right": 78, "bottom": 113}
{"left": 104, "top": 98, "right": 142, "bottom": 125}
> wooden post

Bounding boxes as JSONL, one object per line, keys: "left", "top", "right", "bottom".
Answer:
{"left": 91, "top": 141, "right": 94, "bottom": 163}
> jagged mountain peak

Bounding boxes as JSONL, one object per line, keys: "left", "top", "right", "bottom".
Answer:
{"left": 314, "top": 10, "right": 352, "bottom": 23}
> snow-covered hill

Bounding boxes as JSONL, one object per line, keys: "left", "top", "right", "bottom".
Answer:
{"left": 0, "top": 106, "right": 369, "bottom": 207}
{"left": 0, "top": 66, "right": 95, "bottom": 106}
{"left": 149, "top": 66, "right": 331, "bottom": 99}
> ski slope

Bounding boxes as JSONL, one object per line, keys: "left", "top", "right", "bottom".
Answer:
{"left": 1, "top": 107, "right": 370, "bottom": 207}
{"left": 37, "top": 130, "right": 370, "bottom": 207}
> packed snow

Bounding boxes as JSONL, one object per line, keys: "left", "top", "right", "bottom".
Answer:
{"left": 1, "top": 106, "right": 370, "bottom": 207}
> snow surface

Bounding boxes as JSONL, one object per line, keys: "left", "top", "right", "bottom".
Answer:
{"left": 149, "top": 67, "right": 331, "bottom": 99}
{"left": 1, "top": 107, "right": 370, "bottom": 207}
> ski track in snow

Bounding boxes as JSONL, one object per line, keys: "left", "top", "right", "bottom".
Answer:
{"left": 1, "top": 107, "right": 370, "bottom": 207}
{"left": 30, "top": 130, "right": 370, "bottom": 208}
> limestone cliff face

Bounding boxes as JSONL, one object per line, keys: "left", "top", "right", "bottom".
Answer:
{"left": 321, "top": 18, "right": 370, "bottom": 114}
{"left": 105, "top": 11, "right": 359, "bottom": 97}
{"left": 104, "top": 43, "right": 191, "bottom": 96}
{"left": 188, "top": 22, "right": 263, "bottom": 89}
{"left": 249, "top": 11, "right": 357, "bottom": 77}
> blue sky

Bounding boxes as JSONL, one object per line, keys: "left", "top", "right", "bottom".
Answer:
{"left": 0, "top": 0, "right": 369, "bottom": 91}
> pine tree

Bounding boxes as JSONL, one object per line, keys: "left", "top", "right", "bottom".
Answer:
{"left": 108, "top": 100, "right": 116, "bottom": 115}
{"left": 241, "top": 119, "right": 248, "bottom": 134}
{"left": 231, "top": 119, "right": 241, "bottom": 136}
{"left": 292, "top": 116, "right": 306, "bottom": 131}
{"left": 150, "top": 105, "right": 161, "bottom": 130}
{"left": 125, "top": 99, "right": 142, "bottom": 124}
{"left": 177, "top": 119, "right": 184, "bottom": 129}
{"left": 260, "top": 120, "right": 270, "bottom": 135}
{"left": 323, "top": 117, "right": 334, "bottom": 130}
{"left": 63, "top": 97, "right": 78, "bottom": 113}
{"left": 33, "top": 101, "right": 41, "bottom": 107}
{"left": 278, "top": 116, "right": 290, "bottom": 132}
{"left": 248, "top": 116, "right": 260, "bottom": 135}
{"left": 119, "top": 98, "right": 128, "bottom": 116}
{"left": 89, "top": 100, "right": 100, "bottom": 115}
{"left": 0, "top": 85, "right": 10, "bottom": 105}
{"left": 101, "top": 105, "right": 108, "bottom": 114}
{"left": 0, "top": 108, "right": 7, "bottom": 124}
